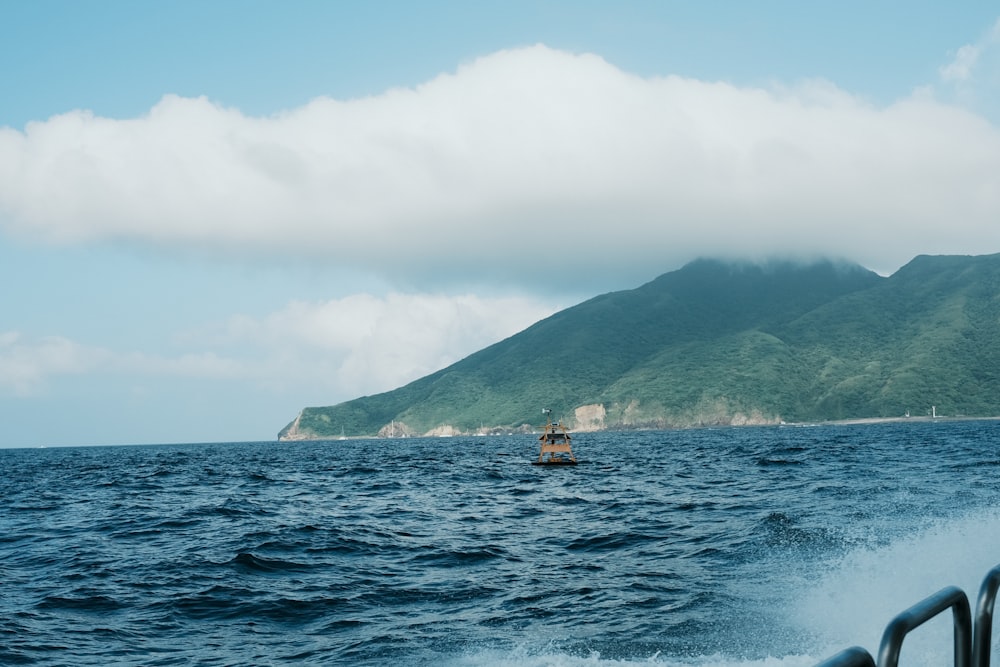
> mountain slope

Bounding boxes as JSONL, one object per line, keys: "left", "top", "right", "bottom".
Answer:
{"left": 279, "top": 254, "right": 1000, "bottom": 438}
{"left": 778, "top": 253, "right": 1000, "bottom": 419}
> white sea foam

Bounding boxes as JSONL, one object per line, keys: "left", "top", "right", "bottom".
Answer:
{"left": 452, "top": 507, "right": 1000, "bottom": 667}
{"left": 447, "top": 648, "right": 820, "bottom": 667}
{"left": 788, "top": 505, "right": 1000, "bottom": 666}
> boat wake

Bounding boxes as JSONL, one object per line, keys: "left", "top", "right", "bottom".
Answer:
{"left": 442, "top": 506, "right": 1000, "bottom": 667}
{"left": 787, "top": 506, "right": 1000, "bottom": 667}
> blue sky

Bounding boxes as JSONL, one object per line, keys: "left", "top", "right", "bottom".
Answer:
{"left": 2, "top": 1, "right": 999, "bottom": 447}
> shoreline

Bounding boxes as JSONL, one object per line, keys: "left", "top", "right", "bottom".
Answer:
{"left": 279, "top": 414, "right": 1000, "bottom": 441}
{"left": 788, "top": 414, "right": 1000, "bottom": 427}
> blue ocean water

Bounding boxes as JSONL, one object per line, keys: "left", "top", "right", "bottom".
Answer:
{"left": 3, "top": 420, "right": 1000, "bottom": 666}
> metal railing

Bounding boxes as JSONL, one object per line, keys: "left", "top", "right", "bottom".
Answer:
{"left": 816, "top": 564, "right": 1000, "bottom": 667}
{"left": 974, "top": 567, "right": 1000, "bottom": 667}
{"left": 878, "top": 586, "right": 970, "bottom": 667}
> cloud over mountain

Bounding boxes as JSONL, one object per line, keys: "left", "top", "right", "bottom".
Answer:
{"left": 1, "top": 45, "right": 997, "bottom": 293}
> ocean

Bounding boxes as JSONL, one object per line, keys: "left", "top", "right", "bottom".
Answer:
{"left": 3, "top": 419, "right": 1000, "bottom": 666}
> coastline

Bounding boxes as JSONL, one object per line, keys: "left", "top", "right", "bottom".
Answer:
{"left": 277, "top": 414, "right": 1000, "bottom": 441}
{"left": 784, "top": 414, "right": 1000, "bottom": 427}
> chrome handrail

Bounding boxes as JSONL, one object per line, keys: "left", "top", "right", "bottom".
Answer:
{"left": 877, "top": 586, "right": 970, "bottom": 667}
{"left": 815, "top": 564, "right": 1000, "bottom": 667}
{"left": 816, "top": 646, "right": 877, "bottom": 667}
{"left": 973, "top": 565, "right": 1000, "bottom": 667}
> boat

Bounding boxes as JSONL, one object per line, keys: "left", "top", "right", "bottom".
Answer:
{"left": 532, "top": 409, "right": 577, "bottom": 465}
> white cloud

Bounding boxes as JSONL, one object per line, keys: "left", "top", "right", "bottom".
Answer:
{"left": 940, "top": 44, "right": 981, "bottom": 83}
{"left": 197, "top": 291, "right": 559, "bottom": 397}
{"left": 1, "top": 292, "right": 557, "bottom": 403}
{"left": 0, "top": 331, "right": 255, "bottom": 396}
{"left": 0, "top": 330, "right": 253, "bottom": 397}
{"left": 0, "top": 332, "right": 110, "bottom": 395}
{"left": 1, "top": 44, "right": 998, "bottom": 290}
{"left": 938, "top": 18, "right": 1000, "bottom": 120}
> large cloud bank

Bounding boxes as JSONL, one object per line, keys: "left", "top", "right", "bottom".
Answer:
{"left": 1, "top": 44, "right": 998, "bottom": 288}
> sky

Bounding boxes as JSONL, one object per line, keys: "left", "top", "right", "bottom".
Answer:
{"left": 2, "top": 1, "right": 999, "bottom": 447}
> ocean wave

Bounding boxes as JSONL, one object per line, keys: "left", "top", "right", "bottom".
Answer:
{"left": 4, "top": 424, "right": 998, "bottom": 664}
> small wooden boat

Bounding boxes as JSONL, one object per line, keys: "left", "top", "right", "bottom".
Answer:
{"left": 533, "top": 409, "right": 577, "bottom": 465}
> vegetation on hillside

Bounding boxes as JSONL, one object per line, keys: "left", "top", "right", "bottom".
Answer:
{"left": 279, "top": 254, "right": 1000, "bottom": 438}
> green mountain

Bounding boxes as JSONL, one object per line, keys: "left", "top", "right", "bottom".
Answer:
{"left": 279, "top": 253, "right": 1000, "bottom": 439}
